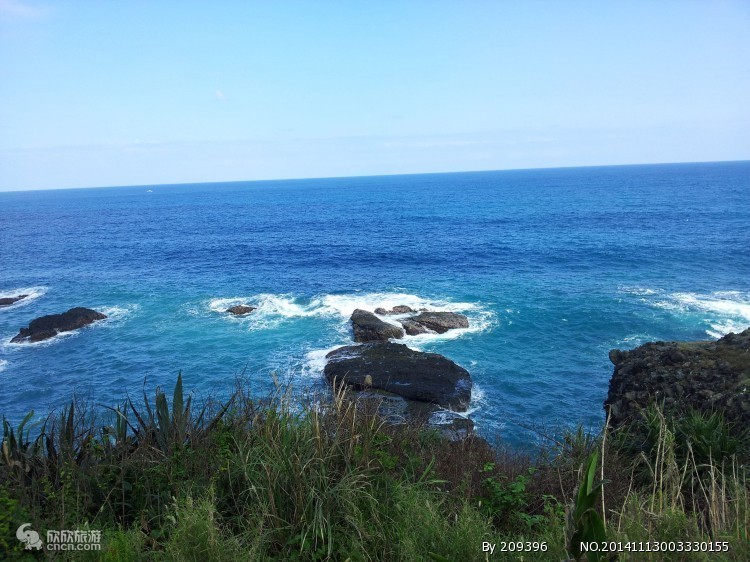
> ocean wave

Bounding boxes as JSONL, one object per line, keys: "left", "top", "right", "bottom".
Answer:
{"left": 98, "top": 304, "right": 139, "bottom": 324}
{"left": 619, "top": 285, "right": 660, "bottom": 296}
{"left": 1, "top": 304, "right": 133, "bottom": 348}
{"left": 633, "top": 289, "right": 750, "bottom": 338}
{"left": 208, "top": 294, "right": 320, "bottom": 318}
{"left": 300, "top": 345, "right": 344, "bottom": 378}
{"left": 0, "top": 359, "right": 7, "bottom": 372}
{"left": 313, "top": 292, "right": 481, "bottom": 318}
{"left": 205, "top": 294, "right": 323, "bottom": 331}
{"left": 3, "top": 329, "right": 81, "bottom": 349}
{"left": 203, "top": 291, "right": 495, "bottom": 340}
{"left": 0, "top": 286, "right": 47, "bottom": 310}
{"left": 316, "top": 292, "right": 495, "bottom": 345}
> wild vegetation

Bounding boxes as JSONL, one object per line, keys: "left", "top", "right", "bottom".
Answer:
{"left": 1, "top": 374, "right": 748, "bottom": 560}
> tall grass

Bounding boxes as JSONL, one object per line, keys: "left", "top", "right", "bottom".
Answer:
{"left": 1, "top": 375, "right": 748, "bottom": 560}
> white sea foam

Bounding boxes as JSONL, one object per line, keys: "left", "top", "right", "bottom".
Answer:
{"left": 315, "top": 291, "right": 495, "bottom": 345}
{"left": 207, "top": 294, "right": 324, "bottom": 331}
{"left": 637, "top": 289, "right": 750, "bottom": 338}
{"left": 0, "top": 286, "right": 47, "bottom": 310}
{"left": 0, "top": 359, "right": 8, "bottom": 372}
{"left": 669, "top": 292, "right": 750, "bottom": 321}
{"left": 204, "top": 291, "right": 495, "bottom": 340}
{"left": 3, "top": 328, "right": 80, "bottom": 350}
{"left": 1, "top": 304, "right": 133, "bottom": 348}
{"left": 208, "top": 294, "right": 320, "bottom": 318}
{"left": 300, "top": 345, "right": 346, "bottom": 378}
{"left": 619, "top": 286, "right": 660, "bottom": 296}
{"left": 314, "top": 292, "right": 480, "bottom": 318}
{"left": 98, "top": 304, "right": 139, "bottom": 324}
{"left": 618, "top": 334, "right": 657, "bottom": 347}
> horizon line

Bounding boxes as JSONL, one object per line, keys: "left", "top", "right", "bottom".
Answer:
{"left": 2, "top": 157, "right": 748, "bottom": 194}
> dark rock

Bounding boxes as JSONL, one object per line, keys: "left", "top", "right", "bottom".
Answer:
{"left": 374, "top": 305, "right": 416, "bottom": 315}
{"left": 605, "top": 328, "right": 750, "bottom": 431}
{"left": 400, "top": 319, "right": 432, "bottom": 336}
{"left": 353, "top": 391, "right": 474, "bottom": 440}
{"left": 350, "top": 309, "right": 404, "bottom": 342}
{"left": 226, "top": 305, "right": 256, "bottom": 315}
{"left": 405, "top": 311, "right": 469, "bottom": 334}
{"left": 324, "top": 342, "right": 472, "bottom": 411}
{"left": 0, "top": 294, "right": 28, "bottom": 307}
{"left": 10, "top": 307, "right": 107, "bottom": 343}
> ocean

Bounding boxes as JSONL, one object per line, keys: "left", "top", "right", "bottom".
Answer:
{"left": 1, "top": 161, "right": 749, "bottom": 446}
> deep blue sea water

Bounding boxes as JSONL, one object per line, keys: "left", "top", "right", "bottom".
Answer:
{"left": 1, "top": 162, "right": 749, "bottom": 446}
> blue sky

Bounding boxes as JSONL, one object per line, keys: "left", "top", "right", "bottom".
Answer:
{"left": 1, "top": 0, "right": 748, "bottom": 191}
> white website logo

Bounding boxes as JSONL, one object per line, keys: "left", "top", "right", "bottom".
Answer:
{"left": 16, "top": 524, "right": 102, "bottom": 551}
{"left": 16, "top": 524, "right": 43, "bottom": 550}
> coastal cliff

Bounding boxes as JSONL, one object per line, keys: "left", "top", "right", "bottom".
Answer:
{"left": 605, "top": 328, "right": 750, "bottom": 430}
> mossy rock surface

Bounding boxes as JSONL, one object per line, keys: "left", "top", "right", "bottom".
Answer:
{"left": 606, "top": 328, "right": 750, "bottom": 431}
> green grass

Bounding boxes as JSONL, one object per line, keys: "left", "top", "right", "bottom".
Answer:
{"left": 1, "top": 374, "right": 749, "bottom": 560}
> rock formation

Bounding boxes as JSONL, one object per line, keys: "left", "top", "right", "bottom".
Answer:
{"left": 403, "top": 311, "right": 469, "bottom": 334}
{"left": 226, "top": 305, "right": 256, "bottom": 315}
{"left": 324, "top": 342, "right": 472, "bottom": 411}
{"left": 0, "top": 294, "right": 28, "bottom": 307}
{"left": 350, "top": 309, "right": 405, "bottom": 342}
{"left": 10, "top": 307, "right": 107, "bottom": 343}
{"left": 605, "top": 328, "right": 750, "bottom": 430}
{"left": 374, "top": 305, "right": 416, "bottom": 315}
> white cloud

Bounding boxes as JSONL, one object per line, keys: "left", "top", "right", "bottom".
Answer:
{"left": 215, "top": 89, "right": 226, "bottom": 101}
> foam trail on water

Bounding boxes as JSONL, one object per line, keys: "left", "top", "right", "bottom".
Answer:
{"left": 623, "top": 287, "right": 750, "bottom": 339}
{"left": 314, "top": 292, "right": 480, "bottom": 318}
{"left": 0, "top": 359, "right": 8, "bottom": 372}
{"left": 0, "top": 287, "right": 48, "bottom": 310}
{"left": 1, "top": 304, "right": 130, "bottom": 349}
{"left": 208, "top": 294, "right": 321, "bottom": 318}
{"left": 658, "top": 291, "right": 750, "bottom": 337}
{"left": 619, "top": 286, "right": 660, "bottom": 297}
{"left": 98, "top": 304, "right": 138, "bottom": 324}
{"left": 300, "top": 346, "right": 345, "bottom": 378}
{"left": 3, "top": 329, "right": 80, "bottom": 350}
{"left": 202, "top": 291, "right": 495, "bottom": 339}
{"left": 316, "top": 292, "right": 496, "bottom": 345}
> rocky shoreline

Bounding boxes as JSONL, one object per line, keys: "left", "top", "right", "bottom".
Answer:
{"left": 5, "top": 292, "right": 749, "bottom": 440}
{"left": 606, "top": 327, "right": 750, "bottom": 430}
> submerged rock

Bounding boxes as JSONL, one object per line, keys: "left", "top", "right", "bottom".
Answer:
{"left": 350, "top": 309, "right": 404, "bottom": 342}
{"left": 400, "top": 319, "right": 432, "bottom": 336}
{"left": 374, "top": 305, "right": 416, "bottom": 315}
{"left": 0, "top": 294, "right": 28, "bottom": 307}
{"left": 10, "top": 307, "right": 107, "bottom": 343}
{"left": 404, "top": 311, "right": 469, "bottom": 334}
{"left": 353, "top": 390, "right": 474, "bottom": 440}
{"left": 324, "top": 342, "right": 472, "bottom": 411}
{"left": 605, "top": 328, "right": 750, "bottom": 430}
{"left": 226, "top": 305, "right": 256, "bottom": 316}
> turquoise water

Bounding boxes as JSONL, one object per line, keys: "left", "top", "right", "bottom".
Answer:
{"left": 1, "top": 162, "right": 749, "bottom": 445}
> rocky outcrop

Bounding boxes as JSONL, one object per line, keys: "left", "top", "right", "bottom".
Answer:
{"left": 374, "top": 305, "right": 416, "bottom": 315}
{"left": 350, "top": 309, "right": 404, "bottom": 342}
{"left": 400, "top": 319, "right": 432, "bottom": 336}
{"left": 226, "top": 305, "right": 256, "bottom": 315}
{"left": 10, "top": 307, "right": 107, "bottom": 343}
{"left": 0, "top": 295, "right": 28, "bottom": 307}
{"left": 605, "top": 328, "right": 750, "bottom": 430}
{"left": 353, "top": 391, "right": 474, "bottom": 440}
{"left": 324, "top": 342, "right": 472, "bottom": 411}
{"left": 404, "top": 311, "right": 469, "bottom": 334}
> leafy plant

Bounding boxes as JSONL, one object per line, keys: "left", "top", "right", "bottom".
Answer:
{"left": 567, "top": 450, "right": 606, "bottom": 562}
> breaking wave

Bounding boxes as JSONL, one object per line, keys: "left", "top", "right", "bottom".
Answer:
{"left": 0, "top": 286, "right": 47, "bottom": 310}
